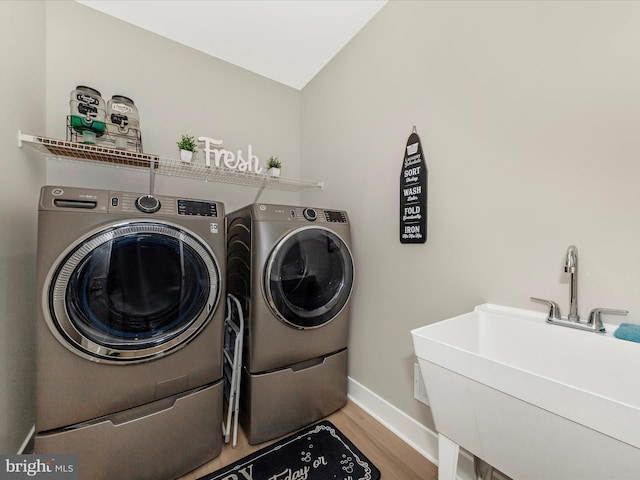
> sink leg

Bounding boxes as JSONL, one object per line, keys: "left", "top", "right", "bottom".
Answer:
{"left": 438, "top": 433, "right": 459, "bottom": 480}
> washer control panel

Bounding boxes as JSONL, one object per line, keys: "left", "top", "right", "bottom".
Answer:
{"left": 323, "top": 210, "right": 348, "bottom": 223}
{"left": 177, "top": 199, "right": 218, "bottom": 217}
{"left": 40, "top": 186, "right": 223, "bottom": 219}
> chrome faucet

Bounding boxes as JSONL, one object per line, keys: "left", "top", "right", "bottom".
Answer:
{"left": 564, "top": 245, "right": 579, "bottom": 321}
{"left": 531, "top": 245, "right": 628, "bottom": 333}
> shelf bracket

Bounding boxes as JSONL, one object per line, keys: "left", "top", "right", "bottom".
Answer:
{"left": 252, "top": 178, "right": 268, "bottom": 204}
{"left": 18, "top": 131, "right": 32, "bottom": 148}
{"left": 149, "top": 157, "right": 155, "bottom": 195}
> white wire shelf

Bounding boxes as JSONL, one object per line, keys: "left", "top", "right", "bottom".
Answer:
{"left": 18, "top": 132, "right": 323, "bottom": 192}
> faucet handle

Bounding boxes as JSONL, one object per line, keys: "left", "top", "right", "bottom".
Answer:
{"left": 530, "top": 297, "right": 562, "bottom": 320}
{"left": 588, "top": 308, "right": 628, "bottom": 332}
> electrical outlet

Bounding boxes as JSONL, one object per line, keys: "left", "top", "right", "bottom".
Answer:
{"left": 413, "top": 362, "right": 430, "bottom": 405}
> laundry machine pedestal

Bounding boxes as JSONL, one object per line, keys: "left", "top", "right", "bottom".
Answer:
{"left": 35, "top": 381, "right": 223, "bottom": 480}
{"left": 240, "top": 349, "right": 348, "bottom": 445}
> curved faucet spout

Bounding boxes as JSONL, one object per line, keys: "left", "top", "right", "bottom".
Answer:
{"left": 532, "top": 245, "right": 627, "bottom": 333}
{"left": 564, "top": 245, "right": 579, "bottom": 321}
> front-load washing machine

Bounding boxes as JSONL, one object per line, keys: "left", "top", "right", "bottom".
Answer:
{"left": 34, "top": 186, "right": 226, "bottom": 480}
{"left": 226, "top": 203, "right": 354, "bottom": 444}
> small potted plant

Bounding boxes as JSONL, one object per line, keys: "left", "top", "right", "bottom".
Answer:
{"left": 266, "top": 156, "right": 282, "bottom": 177}
{"left": 177, "top": 134, "right": 198, "bottom": 163}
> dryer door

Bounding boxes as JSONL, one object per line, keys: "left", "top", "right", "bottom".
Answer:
{"left": 47, "top": 221, "right": 220, "bottom": 363}
{"left": 264, "top": 226, "right": 354, "bottom": 329}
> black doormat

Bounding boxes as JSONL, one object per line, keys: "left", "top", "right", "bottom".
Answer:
{"left": 198, "top": 420, "right": 381, "bottom": 480}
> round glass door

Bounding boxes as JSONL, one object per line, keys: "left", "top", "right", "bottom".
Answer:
{"left": 264, "top": 226, "right": 354, "bottom": 329}
{"left": 47, "top": 221, "right": 220, "bottom": 363}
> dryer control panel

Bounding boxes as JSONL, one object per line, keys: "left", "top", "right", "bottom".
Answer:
{"left": 292, "top": 207, "right": 348, "bottom": 224}
{"left": 253, "top": 204, "right": 349, "bottom": 224}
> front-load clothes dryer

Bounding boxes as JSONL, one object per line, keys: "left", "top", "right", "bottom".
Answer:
{"left": 34, "top": 186, "right": 226, "bottom": 480}
{"left": 226, "top": 203, "right": 354, "bottom": 444}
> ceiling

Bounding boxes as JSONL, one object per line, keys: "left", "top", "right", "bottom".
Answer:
{"left": 76, "top": 0, "right": 388, "bottom": 90}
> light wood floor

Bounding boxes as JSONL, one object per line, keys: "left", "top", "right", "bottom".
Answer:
{"left": 180, "top": 401, "right": 438, "bottom": 480}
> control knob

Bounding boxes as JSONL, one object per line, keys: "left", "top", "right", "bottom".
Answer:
{"left": 135, "top": 195, "right": 161, "bottom": 213}
{"left": 303, "top": 208, "right": 317, "bottom": 221}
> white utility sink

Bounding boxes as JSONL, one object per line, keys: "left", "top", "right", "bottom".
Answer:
{"left": 411, "top": 303, "right": 640, "bottom": 480}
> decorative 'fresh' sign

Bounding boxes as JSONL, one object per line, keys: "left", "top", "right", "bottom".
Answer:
{"left": 400, "top": 129, "right": 427, "bottom": 244}
{"left": 198, "top": 136, "right": 264, "bottom": 174}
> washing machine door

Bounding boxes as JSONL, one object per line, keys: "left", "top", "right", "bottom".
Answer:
{"left": 47, "top": 221, "right": 220, "bottom": 363}
{"left": 264, "top": 226, "right": 354, "bottom": 329}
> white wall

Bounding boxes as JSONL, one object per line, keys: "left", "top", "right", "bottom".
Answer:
{"left": 301, "top": 0, "right": 640, "bottom": 428}
{"left": 0, "top": 1, "right": 47, "bottom": 453}
{"left": 45, "top": 1, "right": 304, "bottom": 212}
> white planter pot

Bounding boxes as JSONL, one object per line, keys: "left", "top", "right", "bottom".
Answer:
{"left": 269, "top": 168, "right": 281, "bottom": 177}
{"left": 180, "top": 149, "right": 193, "bottom": 163}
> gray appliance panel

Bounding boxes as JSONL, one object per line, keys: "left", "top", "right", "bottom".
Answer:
{"left": 35, "top": 381, "right": 223, "bottom": 479}
{"left": 240, "top": 349, "right": 348, "bottom": 444}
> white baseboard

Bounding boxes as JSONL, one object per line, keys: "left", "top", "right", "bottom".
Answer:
{"left": 347, "top": 376, "right": 474, "bottom": 480}
{"left": 18, "top": 425, "right": 34, "bottom": 454}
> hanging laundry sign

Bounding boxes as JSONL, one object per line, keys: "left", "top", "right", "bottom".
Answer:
{"left": 400, "top": 129, "right": 427, "bottom": 244}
